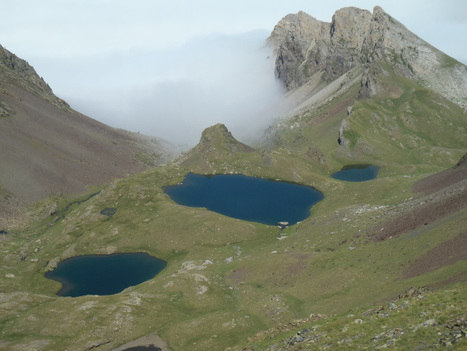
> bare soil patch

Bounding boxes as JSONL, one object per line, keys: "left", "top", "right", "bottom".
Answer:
{"left": 412, "top": 167, "right": 467, "bottom": 196}
{"left": 373, "top": 185, "right": 467, "bottom": 242}
{"left": 402, "top": 232, "right": 467, "bottom": 279}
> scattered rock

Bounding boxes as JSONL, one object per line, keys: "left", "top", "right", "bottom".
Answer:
{"left": 422, "top": 319, "right": 437, "bottom": 327}
{"left": 398, "top": 286, "right": 429, "bottom": 299}
{"left": 440, "top": 317, "right": 467, "bottom": 346}
{"left": 0, "top": 101, "right": 15, "bottom": 117}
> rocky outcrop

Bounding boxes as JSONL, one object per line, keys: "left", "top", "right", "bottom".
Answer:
{"left": 197, "top": 124, "right": 255, "bottom": 154}
{"left": 0, "top": 100, "right": 15, "bottom": 117}
{"left": 231, "top": 286, "right": 467, "bottom": 351}
{"left": 268, "top": 6, "right": 467, "bottom": 108}
{"left": 455, "top": 152, "right": 467, "bottom": 168}
{"left": 0, "top": 45, "right": 69, "bottom": 110}
{"left": 305, "top": 144, "right": 326, "bottom": 164}
{"left": 173, "top": 124, "right": 254, "bottom": 171}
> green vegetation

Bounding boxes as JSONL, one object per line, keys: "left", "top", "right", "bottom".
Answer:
{"left": 0, "top": 60, "right": 466, "bottom": 351}
{"left": 441, "top": 53, "right": 462, "bottom": 68}
{"left": 233, "top": 284, "right": 467, "bottom": 350}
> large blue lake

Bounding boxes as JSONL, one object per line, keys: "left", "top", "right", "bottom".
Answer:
{"left": 45, "top": 253, "right": 166, "bottom": 297}
{"left": 164, "top": 173, "right": 324, "bottom": 226}
{"left": 331, "top": 164, "right": 379, "bottom": 182}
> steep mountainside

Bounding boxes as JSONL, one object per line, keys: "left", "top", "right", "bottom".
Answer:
{"left": 0, "top": 45, "right": 176, "bottom": 225}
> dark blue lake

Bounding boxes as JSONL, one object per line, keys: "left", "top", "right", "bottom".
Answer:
{"left": 331, "top": 164, "right": 379, "bottom": 182}
{"left": 164, "top": 173, "right": 324, "bottom": 226}
{"left": 45, "top": 253, "right": 166, "bottom": 297}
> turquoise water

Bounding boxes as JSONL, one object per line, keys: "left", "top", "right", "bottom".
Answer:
{"left": 45, "top": 253, "right": 166, "bottom": 297}
{"left": 164, "top": 173, "right": 324, "bottom": 226}
{"left": 331, "top": 164, "right": 379, "bottom": 182}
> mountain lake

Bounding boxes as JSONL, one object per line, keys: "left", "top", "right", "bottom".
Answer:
{"left": 164, "top": 173, "right": 324, "bottom": 226}
{"left": 331, "top": 164, "right": 379, "bottom": 182}
{"left": 45, "top": 253, "right": 166, "bottom": 297}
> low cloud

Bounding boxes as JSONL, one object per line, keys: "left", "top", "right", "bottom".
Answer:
{"left": 40, "top": 30, "right": 285, "bottom": 148}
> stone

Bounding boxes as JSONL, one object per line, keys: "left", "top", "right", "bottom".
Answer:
{"left": 423, "top": 319, "right": 437, "bottom": 327}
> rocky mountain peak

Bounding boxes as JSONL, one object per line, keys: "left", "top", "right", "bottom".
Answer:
{"left": 268, "top": 6, "right": 467, "bottom": 108}
{"left": 330, "top": 7, "right": 372, "bottom": 51}
{"left": 0, "top": 45, "right": 69, "bottom": 110}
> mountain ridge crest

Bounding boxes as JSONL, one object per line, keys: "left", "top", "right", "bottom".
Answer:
{"left": 268, "top": 6, "right": 467, "bottom": 109}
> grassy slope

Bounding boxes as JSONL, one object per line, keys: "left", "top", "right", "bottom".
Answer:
{"left": 232, "top": 283, "right": 467, "bottom": 350}
{"left": 0, "top": 62, "right": 466, "bottom": 351}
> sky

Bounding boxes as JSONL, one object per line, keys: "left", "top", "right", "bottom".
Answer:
{"left": 1, "top": 0, "right": 466, "bottom": 147}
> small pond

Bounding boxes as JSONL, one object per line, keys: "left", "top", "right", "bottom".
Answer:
{"left": 45, "top": 253, "right": 166, "bottom": 297}
{"left": 164, "top": 173, "right": 324, "bottom": 226}
{"left": 331, "top": 164, "right": 379, "bottom": 182}
{"left": 100, "top": 207, "right": 117, "bottom": 217}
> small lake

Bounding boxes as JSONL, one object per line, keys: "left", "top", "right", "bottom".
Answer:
{"left": 45, "top": 253, "right": 166, "bottom": 297}
{"left": 331, "top": 164, "right": 379, "bottom": 182}
{"left": 164, "top": 173, "right": 324, "bottom": 226}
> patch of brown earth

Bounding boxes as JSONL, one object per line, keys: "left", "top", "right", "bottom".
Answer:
{"left": 412, "top": 168, "right": 467, "bottom": 196}
{"left": 402, "top": 232, "right": 467, "bottom": 279}
{"left": 372, "top": 159, "right": 467, "bottom": 282}
{"left": 373, "top": 185, "right": 467, "bottom": 242}
{"left": 309, "top": 94, "right": 356, "bottom": 125}
{"left": 226, "top": 266, "right": 250, "bottom": 286}
{"left": 412, "top": 152, "right": 467, "bottom": 196}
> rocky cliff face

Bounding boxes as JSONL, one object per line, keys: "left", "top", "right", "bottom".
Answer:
{"left": 268, "top": 6, "right": 467, "bottom": 109}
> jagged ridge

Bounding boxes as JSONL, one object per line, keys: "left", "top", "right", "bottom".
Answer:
{"left": 268, "top": 6, "right": 467, "bottom": 109}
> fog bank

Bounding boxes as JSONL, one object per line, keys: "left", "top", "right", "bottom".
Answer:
{"left": 39, "top": 31, "right": 285, "bottom": 148}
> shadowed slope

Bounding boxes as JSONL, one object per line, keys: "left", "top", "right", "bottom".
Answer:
{"left": 0, "top": 45, "right": 176, "bottom": 220}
